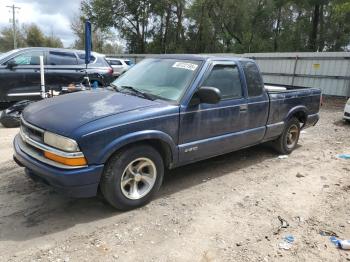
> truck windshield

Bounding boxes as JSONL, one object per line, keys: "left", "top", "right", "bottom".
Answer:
{"left": 112, "top": 58, "right": 201, "bottom": 102}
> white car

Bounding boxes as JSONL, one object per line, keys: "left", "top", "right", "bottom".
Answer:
{"left": 106, "top": 58, "right": 133, "bottom": 76}
{"left": 344, "top": 98, "right": 350, "bottom": 122}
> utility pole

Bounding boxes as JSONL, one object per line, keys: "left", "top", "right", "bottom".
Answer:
{"left": 6, "top": 4, "right": 21, "bottom": 49}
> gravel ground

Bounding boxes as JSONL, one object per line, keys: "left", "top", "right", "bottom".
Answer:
{"left": 0, "top": 98, "right": 349, "bottom": 262}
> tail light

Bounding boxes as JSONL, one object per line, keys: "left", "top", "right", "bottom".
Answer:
{"left": 108, "top": 67, "right": 113, "bottom": 75}
{"left": 320, "top": 94, "right": 323, "bottom": 107}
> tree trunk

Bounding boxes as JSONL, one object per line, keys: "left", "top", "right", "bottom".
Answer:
{"left": 318, "top": 4, "right": 325, "bottom": 51}
{"left": 175, "top": 1, "right": 183, "bottom": 50}
{"left": 309, "top": 4, "right": 320, "bottom": 51}
{"left": 159, "top": 13, "right": 164, "bottom": 53}
{"left": 163, "top": 4, "right": 171, "bottom": 53}
{"left": 274, "top": 6, "right": 282, "bottom": 52}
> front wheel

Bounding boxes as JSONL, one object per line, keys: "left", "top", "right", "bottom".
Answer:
{"left": 100, "top": 145, "right": 164, "bottom": 210}
{"left": 273, "top": 117, "right": 301, "bottom": 155}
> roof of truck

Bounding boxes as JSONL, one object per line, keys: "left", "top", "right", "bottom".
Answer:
{"left": 152, "top": 54, "right": 253, "bottom": 62}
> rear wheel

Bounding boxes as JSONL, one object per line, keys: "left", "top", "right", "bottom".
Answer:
{"left": 273, "top": 117, "right": 301, "bottom": 155}
{"left": 100, "top": 145, "right": 164, "bottom": 210}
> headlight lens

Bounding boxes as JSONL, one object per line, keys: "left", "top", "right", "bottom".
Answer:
{"left": 347, "top": 99, "right": 350, "bottom": 105}
{"left": 44, "top": 132, "right": 80, "bottom": 152}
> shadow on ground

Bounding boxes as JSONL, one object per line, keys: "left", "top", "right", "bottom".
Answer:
{"left": 0, "top": 143, "right": 278, "bottom": 242}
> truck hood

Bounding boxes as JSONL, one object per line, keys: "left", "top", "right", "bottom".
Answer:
{"left": 22, "top": 90, "right": 160, "bottom": 136}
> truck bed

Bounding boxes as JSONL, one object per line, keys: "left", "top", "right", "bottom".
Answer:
{"left": 264, "top": 84, "right": 321, "bottom": 138}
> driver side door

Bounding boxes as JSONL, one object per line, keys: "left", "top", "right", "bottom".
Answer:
{"left": 2, "top": 50, "right": 45, "bottom": 101}
{"left": 178, "top": 61, "right": 249, "bottom": 164}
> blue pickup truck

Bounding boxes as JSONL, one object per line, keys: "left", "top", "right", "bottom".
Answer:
{"left": 13, "top": 55, "right": 321, "bottom": 210}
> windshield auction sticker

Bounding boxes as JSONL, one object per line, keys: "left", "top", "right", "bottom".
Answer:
{"left": 172, "top": 62, "right": 198, "bottom": 71}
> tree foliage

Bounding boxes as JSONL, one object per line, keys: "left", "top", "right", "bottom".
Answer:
{"left": 0, "top": 23, "right": 63, "bottom": 52}
{"left": 70, "top": 15, "right": 123, "bottom": 53}
{"left": 82, "top": 0, "right": 350, "bottom": 53}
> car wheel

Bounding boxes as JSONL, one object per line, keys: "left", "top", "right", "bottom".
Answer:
{"left": 273, "top": 117, "right": 301, "bottom": 155}
{"left": 100, "top": 144, "right": 164, "bottom": 210}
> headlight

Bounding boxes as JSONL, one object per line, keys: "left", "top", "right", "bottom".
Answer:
{"left": 44, "top": 132, "right": 80, "bottom": 152}
{"left": 347, "top": 99, "right": 350, "bottom": 105}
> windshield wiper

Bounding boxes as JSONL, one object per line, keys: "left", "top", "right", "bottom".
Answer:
{"left": 116, "top": 85, "right": 156, "bottom": 101}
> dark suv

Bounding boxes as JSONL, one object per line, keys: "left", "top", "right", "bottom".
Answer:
{"left": 0, "top": 47, "right": 114, "bottom": 110}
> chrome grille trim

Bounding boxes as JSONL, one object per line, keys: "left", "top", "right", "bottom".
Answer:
{"left": 17, "top": 136, "right": 87, "bottom": 169}
{"left": 20, "top": 127, "right": 85, "bottom": 158}
{"left": 21, "top": 116, "right": 45, "bottom": 133}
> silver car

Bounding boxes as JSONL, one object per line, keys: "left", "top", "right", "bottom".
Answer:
{"left": 344, "top": 98, "right": 350, "bottom": 122}
{"left": 106, "top": 58, "right": 133, "bottom": 76}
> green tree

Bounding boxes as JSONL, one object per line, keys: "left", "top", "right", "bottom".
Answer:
{"left": 0, "top": 26, "right": 27, "bottom": 52}
{"left": 25, "top": 24, "right": 46, "bottom": 46}
{"left": 79, "top": 0, "right": 350, "bottom": 53}
{"left": 45, "top": 35, "right": 64, "bottom": 48}
{"left": 71, "top": 15, "right": 123, "bottom": 53}
{"left": 82, "top": 0, "right": 154, "bottom": 53}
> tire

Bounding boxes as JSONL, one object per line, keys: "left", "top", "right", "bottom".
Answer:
{"left": 273, "top": 117, "right": 301, "bottom": 155}
{"left": 100, "top": 144, "right": 164, "bottom": 210}
{"left": 0, "top": 110, "right": 20, "bottom": 128}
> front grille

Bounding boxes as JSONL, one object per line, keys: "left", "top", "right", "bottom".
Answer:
{"left": 20, "top": 119, "right": 44, "bottom": 143}
{"left": 345, "top": 112, "right": 350, "bottom": 117}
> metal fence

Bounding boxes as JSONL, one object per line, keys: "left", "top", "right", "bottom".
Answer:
{"left": 107, "top": 52, "right": 350, "bottom": 97}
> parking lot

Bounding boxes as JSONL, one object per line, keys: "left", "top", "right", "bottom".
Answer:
{"left": 0, "top": 97, "right": 349, "bottom": 261}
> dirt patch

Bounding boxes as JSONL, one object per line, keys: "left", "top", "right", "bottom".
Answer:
{"left": 0, "top": 101, "right": 350, "bottom": 261}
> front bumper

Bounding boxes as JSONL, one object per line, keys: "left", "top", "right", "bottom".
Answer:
{"left": 13, "top": 134, "right": 104, "bottom": 198}
{"left": 344, "top": 104, "right": 350, "bottom": 120}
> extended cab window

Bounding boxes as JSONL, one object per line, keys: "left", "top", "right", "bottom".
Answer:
{"left": 49, "top": 51, "right": 77, "bottom": 65}
{"left": 242, "top": 61, "right": 264, "bottom": 97}
{"left": 8, "top": 51, "right": 44, "bottom": 65}
{"left": 203, "top": 64, "right": 243, "bottom": 99}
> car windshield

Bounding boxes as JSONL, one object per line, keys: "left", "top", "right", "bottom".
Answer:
{"left": 0, "top": 49, "right": 18, "bottom": 61}
{"left": 112, "top": 58, "right": 201, "bottom": 102}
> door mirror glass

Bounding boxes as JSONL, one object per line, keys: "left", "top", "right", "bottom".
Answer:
{"left": 191, "top": 86, "right": 222, "bottom": 105}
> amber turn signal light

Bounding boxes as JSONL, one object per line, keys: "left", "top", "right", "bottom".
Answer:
{"left": 44, "top": 151, "right": 87, "bottom": 166}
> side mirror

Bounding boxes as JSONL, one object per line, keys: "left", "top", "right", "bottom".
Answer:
{"left": 6, "top": 60, "right": 17, "bottom": 70}
{"left": 190, "top": 86, "right": 222, "bottom": 105}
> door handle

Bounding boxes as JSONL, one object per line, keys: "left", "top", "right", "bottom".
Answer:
{"left": 239, "top": 104, "right": 248, "bottom": 112}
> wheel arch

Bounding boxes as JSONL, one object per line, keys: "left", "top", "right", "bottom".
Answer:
{"left": 285, "top": 106, "right": 308, "bottom": 127}
{"left": 99, "top": 130, "right": 178, "bottom": 169}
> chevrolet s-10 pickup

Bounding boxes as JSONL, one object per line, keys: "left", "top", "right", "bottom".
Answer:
{"left": 14, "top": 55, "right": 321, "bottom": 210}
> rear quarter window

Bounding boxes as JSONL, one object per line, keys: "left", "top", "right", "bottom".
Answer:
{"left": 242, "top": 61, "right": 264, "bottom": 97}
{"left": 109, "top": 60, "right": 122, "bottom": 65}
{"left": 77, "top": 53, "right": 96, "bottom": 64}
{"left": 48, "top": 51, "right": 78, "bottom": 65}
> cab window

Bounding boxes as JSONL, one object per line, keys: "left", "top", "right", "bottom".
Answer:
{"left": 242, "top": 61, "right": 264, "bottom": 97}
{"left": 203, "top": 64, "right": 243, "bottom": 99}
